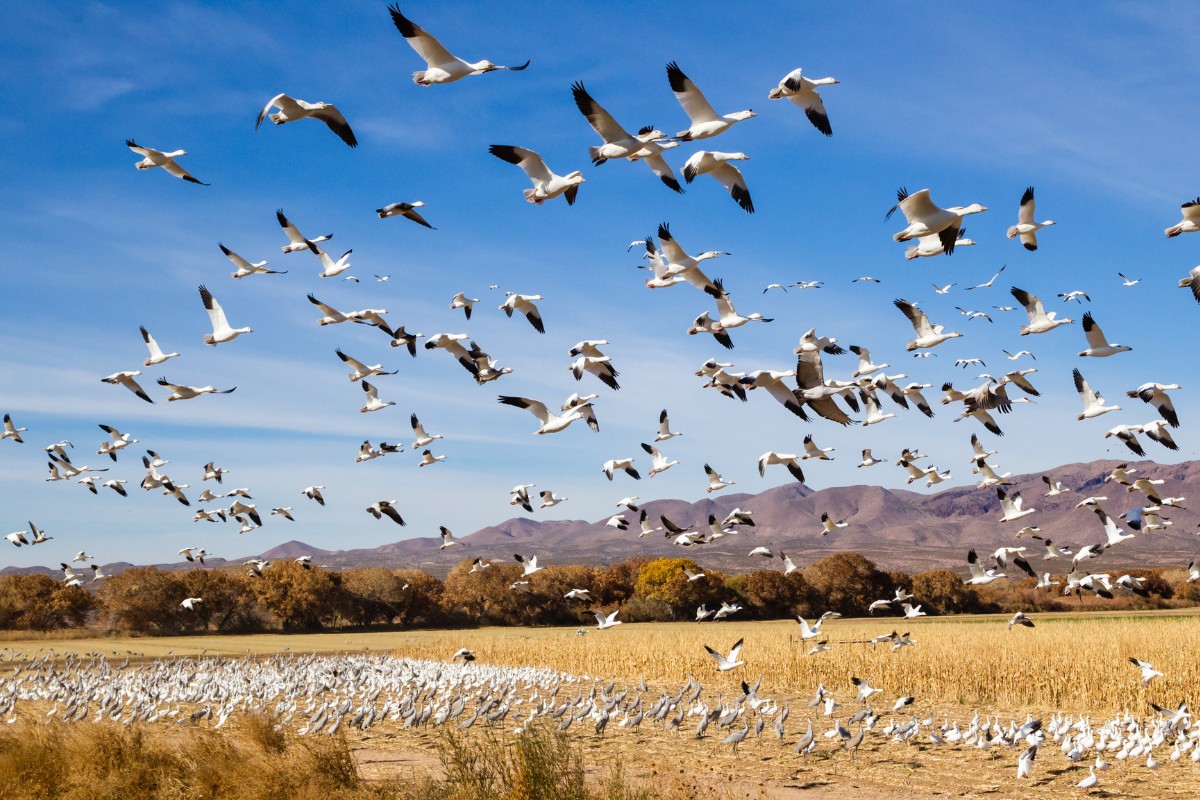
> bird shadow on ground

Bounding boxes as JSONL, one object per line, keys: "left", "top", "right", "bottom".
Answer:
{"left": 785, "top": 781, "right": 831, "bottom": 791}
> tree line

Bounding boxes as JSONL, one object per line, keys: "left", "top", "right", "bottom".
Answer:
{"left": 0, "top": 553, "right": 1191, "bottom": 635}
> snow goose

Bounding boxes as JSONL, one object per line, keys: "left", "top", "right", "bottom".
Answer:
{"left": 653, "top": 223, "right": 726, "bottom": 293}
{"left": 277, "top": 210, "right": 331, "bottom": 254}
{"left": 703, "top": 464, "right": 734, "bottom": 492}
{"left": 906, "top": 228, "right": 976, "bottom": 259}
{"left": 859, "top": 449, "right": 884, "bottom": 467}
{"left": 894, "top": 299, "right": 962, "bottom": 350}
{"left": 820, "top": 512, "right": 848, "bottom": 536}
{"left": 739, "top": 370, "right": 807, "bottom": 419}
{"left": 572, "top": 82, "right": 664, "bottom": 165}
{"left": 602, "top": 458, "right": 640, "bottom": 481}
{"left": 1002, "top": 349, "right": 1036, "bottom": 361}
{"left": 565, "top": 357, "right": 617, "bottom": 391}
{"left": 901, "top": 384, "right": 934, "bottom": 418}
{"left": 418, "top": 449, "right": 446, "bottom": 467}
{"left": 1103, "top": 424, "right": 1146, "bottom": 456}
{"left": 499, "top": 395, "right": 595, "bottom": 434}
{"left": 255, "top": 94, "right": 356, "bottom": 147}
{"left": 310, "top": 246, "right": 353, "bottom": 279}
{"left": 710, "top": 279, "right": 772, "bottom": 329}
{"left": 437, "top": 526, "right": 460, "bottom": 550}
{"left": 997, "top": 488, "right": 1035, "bottom": 522}
{"left": 849, "top": 345, "right": 888, "bottom": 378}
{"left": 99, "top": 371, "right": 149, "bottom": 405}
{"left": 1042, "top": 476, "right": 1071, "bottom": 496}
{"left": 705, "top": 638, "right": 744, "bottom": 671}
{"left": 270, "top": 507, "right": 294, "bottom": 521}
{"left": 198, "top": 285, "right": 252, "bottom": 346}
{"left": 641, "top": 443, "right": 678, "bottom": 476}
{"left": 307, "top": 294, "right": 354, "bottom": 327}
{"left": 410, "top": 414, "right": 443, "bottom": 448}
{"left": 626, "top": 132, "right": 685, "bottom": 193}
{"left": 768, "top": 68, "right": 838, "bottom": 136}
{"left": 376, "top": 201, "right": 433, "bottom": 228}
{"left": 102, "top": 478, "right": 127, "bottom": 496}
{"left": 514, "top": 553, "right": 543, "bottom": 576}
{"left": 1130, "top": 658, "right": 1163, "bottom": 685}
{"left": 802, "top": 434, "right": 835, "bottom": 460}
{"left": 219, "top": 243, "right": 284, "bottom": 279}
{"left": 593, "top": 609, "right": 622, "bottom": 630}
{"left": 301, "top": 485, "right": 325, "bottom": 506}
{"left": 336, "top": 349, "right": 396, "bottom": 382}
{"left": 665, "top": 61, "right": 756, "bottom": 141}
{"left": 449, "top": 292, "right": 478, "bottom": 320}
{"left": 156, "top": 378, "right": 235, "bottom": 401}
{"left": 1139, "top": 419, "right": 1179, "bottom": 451}
{"left": 965, "top": 549, "right": 1006, "bottom": 585}
{"left": 388, "top": 326, "right": 425, "bottom": 355}
{"left": 539, "top": 490, "right": 567, "bottom": 508}
{"left": 655, "top": 409, "right": 682, "bottom": 441}
{"left": 1177, "top": 265, "right": 1200, "bottom": 302}
{"left": 180, "top": 597, "right": 202, "bottom": 611}
{"left": 139, "top": 326, "right": 179, "bottom": 366}
{"left": 1, "top": 414, "right": 27, "bottom": 443}
{"left": 1010, "top": 286, "right": 1073, "bottom": 335}
{"left": 94, "top": 425, "right": 136, "bottom": 462}
{"left": 359, "top": 380, "right": 394, "bottom": 413}
{"left": 1073, "top": 369, "right": 1120, "bottom": 420}
{"left": 366, "top": 500, "right": 406, "bottom": 525}
{"left": 1164, "top": 197, "right": 1200, "bottom": 237}
{"left": 388, "top": 4, "right": 528, "bottom": 85}
{"left": 886, "top": 188, "right": 987, "bottom": 255}
{"left": 859, "top": 388, "right": 895, "bottom": 426}
{"left": 489, "top": 145, "right": 584, "bottom": 205}
{"left": 500, "top": 293, "right": 545, "bottom": 333}
{"left": 1094, "top": 507, "right": 1134, "bottom": 546}
{"left": 1125, "top": 383, "right": 1180, "bottom": 428}
{"left": 1058, "top": 290, "right": 1090, "bottom": 304}
{"left": 424, "top": 333, "right": 478, "bottom": 375}
{"left": 682, "top": 151, "right": 753, "bottom": 213}
{"left": 688, "top": 311, "right": 735, "bottom": 349}
{"left": 125, "top": 139, "right": 208, "bottom": 184}
{"left": 758, "top": 452, "right": 805, "bottom": 483}
{"left": 1006, "top": 186, "right": 1055, "bottom": 250}
{"left": 794, "top": 346, "right": 855, "bottom": 426}
{"left": 1078, "top": 312, "right": 1131, "bottom": 357}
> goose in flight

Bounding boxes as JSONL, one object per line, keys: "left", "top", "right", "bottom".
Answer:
{"left": 156, "top": 378, "right": 235, "bottom": 401}
{"left": 310, "top": 246, "right": 353, "bottom": 279}
{"left": 665, "top": 61, "right": 756, "bottom": 141}
{"left": 2, "top": 414, "right": 27, "bottom": 443}
{"left": 1006, "top": 186, "right": 1055, "bottom": 250}
{"left": 102, "top": 478, "right": 128, "bottom": 496}
{"left": 376, "top": 201, "right": 433, "bottom": 228}
{"left": 489, "top": 145, "right": 584, "bottom": 205}
{"left": 1042, "top": 476, "right": 1071, "bottom": 497}
{"left": 410, "top": 414, "right": 443, "bottom": 448}
{"left": 802, "top": 434, "right": 835, "bottom": 460}
{"left": 307, "top": 294, "right": 354, "bottom": 327}
{"left": 641, "top": 442, "right": 679, "bottom": 476}
{"left": 424, "top": 333, "right": 478, "bottom": 376}
{"left": 500, "top": 293, "right": 545, "bottom": 333}
{"left": 139, "top": 326, "right": 179, "bottom": 366}
{"left": 514, "top": 553, "right": 544, "bottom": 576}
{"left": 219, "top": 243, "right": 284, "bottom": 279}
{"left": 593, "top": 609, "right": 622, "bottom": 630}
{"left": 820, "top": 512, "right": 848, "bottom": 536}
{"left": 738, "top": 370, "right": 807, "bottom": 419}
{"left": 602, "top": 458, "right": 640, "bottom": 481}
{"left": 95, "top": 424, "right": 136, "bottom": 462}
{"left": 572, "top": 82, "right": 665, "bottom": 165}
{"left": 682, "top": 151, "right": 753, "bottom": 213}
{"left": 849, "top": 345, "right": 888, "bottom": 378}
{"left": 270, "top": 507, "right": 294, "bottom": 521}
{"left": 1165, "top": 197, "right": 1200, "bottom": 237}
{"left": 626, "top": 131, "right": 685, "bottom": 193}
{"left": 997, "top": 488, "right": 1035, "bottom": 522}
{"left": 768, "top": 67, "right": 838, "bottom": 136}
{"left": 1104, "top": 424, "right": 1146, "bottom": 456}
{"left": 336, "top": 349, "right": 396, "bottom": 382}
{"left": 180, "top": 597, "right": 202, "bottom": 611}
{"left": 886, "top": 187, "right": 987, "bottom": 255}
{"left": 255, "top": 94, "right": 357, "bottom": 147}
{"left": 437, "top": 526, "right": 460, "bottom": 550}
{"left": 703, "top": 463, "right": 734, "bottom": 493}
{"left": 1130, "top": 657, "right": 1163, "bottom": 685}
{"left": 1094, "top": 507, "right": 1134, "bottom": 546}
{"left": 651, "top": 223, "right": 727, "bottom": 294}
{"left": 277, "top": 210, "right": 331, "bottom": 254}
{"left": 1073, "top": 369, "right": 1120, "bottom": 420}
{"left": 1139, "top": 419, "right": 1179, "bottom": 451}
{"left": 539, "top": 490, "right": 567, "bottom": 508}
{"left": 758, "top": 452, "right": 805, "bottom": 483}
{"left": 709, "top": 279, "right": 772, "bottom": 330}
{"left": 859, "top": 449, "right": 884, "bottom": 467}
{"left": 498, "top": 395, "right": 596, "bottom": 434}
{"left": 965, "top": 549, "right": 1006, "bottom": 585}
{"left": 1058, "top": 290, "right": 1089, "bottom": 304}
{"left": 905, "top": 228, "right": 976, "bottom": 259}
{"left": 101, "top": 371, "right": 154, "bottom": 403}
{"left": 301, "top": 485, "right": 325, "bottom": 506}
{"left": 1078, "top": 312, "right": 1131, "bottom": 357}
{"left": 1125, "top": 383, "right": 1180, "bottom": 428}
{"left": 359, "top": 380, "right": 395, "bottom": 413}
{"left": 568, "top": 356, "right": 618, "bottom": 390}
{"left": 966, "top": 264, "right": 1006, "bottom": 291}
{"left": 1010, "top": 287, "right": 1073, "bottom": 335}
{"left": 1002, "top": 349, "right": 1035, "bottom": 361}
{"left": 199, "top": 285, "right": 252, "bottom": 346}
{"left": 125, "top": 139, "right": 208, "bottom": 184}
{"left": 794, "top": 339, "right": 855, "bottom": 426}
{"left": 418, "top": 449, "right": 446, "bottom": 467}
{"left": 449, "top": 292, "right": 478, "bottom": 320}
{"left": 388, "top": 4, "right": 528, "bottom": 85}
{"left": 366, "top": 500, "right": 406, "bottom": 525}
{"left": 1178, "top": 265, "right": 1200, "bottom": 302}
{"left": 654, "top": 409, "right": 682, "bottom": 441}
{"left": 704, "top": 638, "right": 745, "bottom": 671}
{"left": 893, "top": 299, "right": 962, "bottom": 350}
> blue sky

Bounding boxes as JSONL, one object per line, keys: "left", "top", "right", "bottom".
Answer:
{"left": 2, "top": 1, "right": 1199, "bottom": 568}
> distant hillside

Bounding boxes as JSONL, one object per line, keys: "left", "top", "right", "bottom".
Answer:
{"left": 4, "top": 459, "right": 1195, "bottom": 579}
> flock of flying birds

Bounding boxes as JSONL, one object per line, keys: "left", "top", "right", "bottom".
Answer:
{"left": 7, "top": 3, "right": 1200, "bottom": 787}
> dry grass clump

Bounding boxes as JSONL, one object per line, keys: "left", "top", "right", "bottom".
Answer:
{"left": 0, "top": 720, "right": 711, "bottom": 800}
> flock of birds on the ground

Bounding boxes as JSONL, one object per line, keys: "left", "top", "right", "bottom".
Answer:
{"left": 3, "top": 647, "right": 1200, "bottom": 789}
{"left": 6, "top": 4, "right": 1200, "bottom": 787}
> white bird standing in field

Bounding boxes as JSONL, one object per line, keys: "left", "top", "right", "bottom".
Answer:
{"left": 682, "top": 151, "right": 753, "bottom": 213}
{"left": 255, "top": 93, "right": 357, "bottom": 147}
{"left": 489, "top": 145, "right": 584, "bottom": 205}
{"left": 125, "top": 139, "right": 208, "bottom": 184}
{"left": 388, "top": 4, "right": 529, "bottom": 86}
{"left": 198, "top": 285, "right": 252, "bottom": 346}
{"left": 768, "top": 67, "right": 838, "bottom": 136}
{"left": 1007, "top": 186, "right": 1055, "bottom": 250}
{"left": 665, "top": 61, "right": 756, "bottom": 141}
